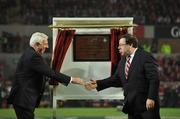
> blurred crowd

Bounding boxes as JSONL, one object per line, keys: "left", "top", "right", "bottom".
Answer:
{"left": 157, "top": 55, "right": 180, "bottom": 82}
{"left": 156, "top": 55, "right": 180, "bottom": 107}
{"left": 0, "top": 0, "right": 180, "bottom": 25}
{"left": 0, "top": 31, "right": 52, "bottom": 53}
{"left": 0, "top": 32, "right": 28, "bottom": 53}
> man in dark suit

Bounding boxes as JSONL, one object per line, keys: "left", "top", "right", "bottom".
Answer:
{"left": 7, "top": 32, "right": 84, "bottom": 119}
{"left": 85, "top": 34, "right": 160, "bottom": 119}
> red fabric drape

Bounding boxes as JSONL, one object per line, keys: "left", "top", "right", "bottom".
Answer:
{"left": 110, "top": 28, "right": 127, "bottom": 75}
{"left": 49, "top": 29, "right": 75, "bottom": 85}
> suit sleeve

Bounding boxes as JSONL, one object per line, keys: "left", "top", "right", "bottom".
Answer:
{"left": 144, "top": 54, "right": 159, "bottom": 100}
{"left": 30, "top": 54, "right": 71, "bottom": 86}
{"left": 96, "top": 64, "right": 122, "bottom": 91}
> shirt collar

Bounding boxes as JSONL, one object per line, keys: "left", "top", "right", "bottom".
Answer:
{"left": 127, "top": 48, "right": 138, "bottom": 61}
{"left": 130, "top": 48, "right": 137, "bottom": 58}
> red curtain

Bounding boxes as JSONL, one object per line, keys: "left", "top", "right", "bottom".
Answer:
{"left": 49, "top": 29, "right": 75, "bottom": 85}
{"left": 110, "top": 28, "right": 127, "bottom": 75}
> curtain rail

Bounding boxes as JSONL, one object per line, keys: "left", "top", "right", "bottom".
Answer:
{"left": 48, "top": 24, "right": 137, "bottom": 29}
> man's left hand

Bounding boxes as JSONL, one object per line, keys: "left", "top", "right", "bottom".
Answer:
{"left": 146, "top": 98, "right": 155, "bottom": 110}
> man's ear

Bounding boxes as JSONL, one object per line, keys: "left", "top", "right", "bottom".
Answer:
{"left": 130, "top": 44, "right": 133, "bottom": 47}
{"left": 35, "top": 42, "right": 40, "bottom": 46}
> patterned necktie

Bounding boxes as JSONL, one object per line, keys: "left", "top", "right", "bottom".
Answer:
{"left": 125, "top": 56, "right": 131, "bottom": 79}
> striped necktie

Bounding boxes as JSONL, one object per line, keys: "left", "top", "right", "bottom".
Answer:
{"left": 125, "top": 56, "right": 131, "bottom": 79}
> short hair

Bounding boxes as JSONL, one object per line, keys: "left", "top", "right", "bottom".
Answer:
{"left": 121, "top": 34, "right": 138, "bottom": 48}
{"left": 29, "top": 32, "right": 48, "bottom": 46}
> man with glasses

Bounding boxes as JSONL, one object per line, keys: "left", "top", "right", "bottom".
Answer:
{"left": 85, "top": 34, "right": 160, "bottom": 119}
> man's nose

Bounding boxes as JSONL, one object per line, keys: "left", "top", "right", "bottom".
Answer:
{"left": 45, "top": 45, "right": 49, "bottom": 48}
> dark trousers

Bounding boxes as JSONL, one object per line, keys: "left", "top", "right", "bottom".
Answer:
{"left": 128, "top": 109, "right": 161, "bottom": 119}
{"left": 13, "top": 104, "right": 34, "bottom": 119}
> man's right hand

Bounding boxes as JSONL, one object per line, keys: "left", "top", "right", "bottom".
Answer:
{"left": 84, "top": 80, "right": 97, "bottom": 90}
{"left": 71, "top": 77, "right": 84, "bottom": 85}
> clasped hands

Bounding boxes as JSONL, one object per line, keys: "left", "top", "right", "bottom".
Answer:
{"left": 84, "top": 79, "right": 97, "bottom": 90}
{"left": 71, "top": 77, "right": 97, "bottom": 90}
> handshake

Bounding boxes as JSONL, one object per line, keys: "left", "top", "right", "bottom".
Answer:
{"left": 71, "top": 77, "right": 97, "bottom": 90}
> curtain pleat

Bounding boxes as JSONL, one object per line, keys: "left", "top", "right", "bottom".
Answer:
{"left": 49, "top": 29, "right": 75, "bottom": 85}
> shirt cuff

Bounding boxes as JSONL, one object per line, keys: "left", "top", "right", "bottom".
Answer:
{"left": 70, "top": 77, "right": 72, "bottom": 83}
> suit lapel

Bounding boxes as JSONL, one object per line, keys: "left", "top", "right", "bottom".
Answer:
{"left": 127, "top": 49, "right": 140, "bottom": 79}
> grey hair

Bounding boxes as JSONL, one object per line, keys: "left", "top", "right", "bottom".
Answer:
{"left": 29, "top": 32, "right": 48, "bottom": 46}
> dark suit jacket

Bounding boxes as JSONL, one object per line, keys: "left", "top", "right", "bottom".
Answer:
{"left": 96, "top": 48, "right": 159, "bottom": 115}
{"left": 7, "top": 47, "right": 71, "bottom": 110}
